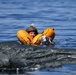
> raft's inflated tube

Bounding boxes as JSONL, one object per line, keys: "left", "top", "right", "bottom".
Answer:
{"left": 16, "top": 30, "right": 33, "bottom": 45}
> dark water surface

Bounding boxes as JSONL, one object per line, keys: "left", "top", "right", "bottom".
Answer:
{"left": 0, "top": 0, "right": 76, "bottom": 75}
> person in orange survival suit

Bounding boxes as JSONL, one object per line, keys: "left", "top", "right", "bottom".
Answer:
{"left": 17, "top": 24, "right": 55, "bottom": 46}
{"left": 26, "top": 24, "right": 55, "bottom": 46}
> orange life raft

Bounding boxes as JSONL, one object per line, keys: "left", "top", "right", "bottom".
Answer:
{"left": 16, "top": 28, "right": 55, "bottom": 46}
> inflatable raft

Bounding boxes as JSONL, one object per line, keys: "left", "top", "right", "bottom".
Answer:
{"left": 16, "top": 28, "right": 55, "bottom": 46}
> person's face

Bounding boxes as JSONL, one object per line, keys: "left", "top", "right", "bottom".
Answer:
{"left": 29, "top": 32, "right": 36, "bottom": 39}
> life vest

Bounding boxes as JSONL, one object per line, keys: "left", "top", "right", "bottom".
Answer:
{"left": 16, "top": 28, "right": 55, "bottom": 46}
{"left": 16, "top": 30, "right": 33, "bottom": 45}
{"left": 42, "top": 28, "right": 55, "bottom": 40}
{"left": 32, "top": 34, "right": 43, "bottom": 46}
